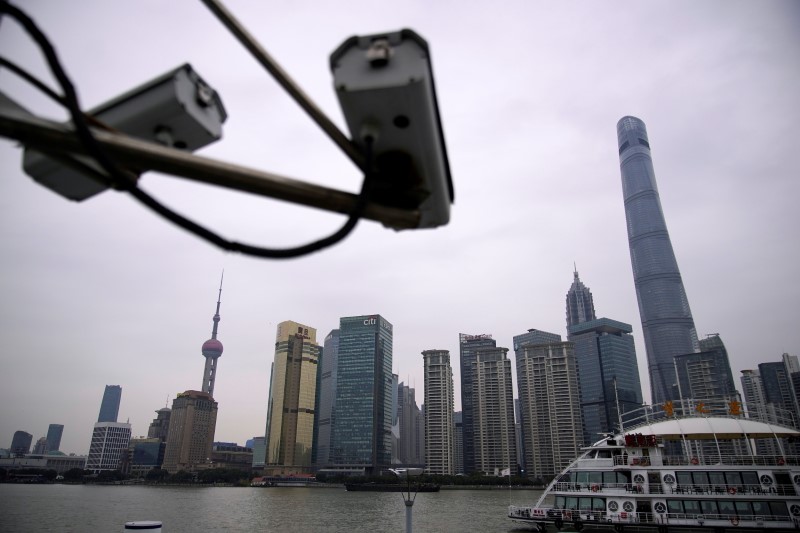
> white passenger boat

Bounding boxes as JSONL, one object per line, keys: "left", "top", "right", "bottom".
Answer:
{"left": 509, "top": 399, "right": 800, "bottom": 532}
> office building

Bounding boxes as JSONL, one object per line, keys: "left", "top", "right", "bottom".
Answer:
{"left": 566, "top": 267, "right": 596, "bottom": 328}
{"left": 147, "top": 407, "right": 171, "bottom": 442}
{"left": 200, "top": 275, "right": 225, "bottom": 397}
{"left": 459, "top": 333, "right": 498, "bottom": 474}
{"left": 314, "top": 329, "right": 339, "bottom": 467}
{"left": 327, "top": 315, "right": 393, "bottom": 475}
{"left": 514, "top": 399, "right": 525, "bottom": 475}
{"left": 264, "top": 320, "right": 320, "bottom": 475}
{"left": 674, "top": 334, "right": 738, "bottom": 401}
{"left": 516, "top": 340, "right": 583, "bottom": 480}
{"left": 423, "top": 349, "right": 454, "bottom": 475}
{"left": 32, "top": 437, "right": 48, "bottom": 455}
{"left": 759, "top": 354, "right": 800, "bottom": 428}
{"left": 251, "top": 436, "right": 266, "bottom": 469}
{"left": 396, "top": 382, "right": 424, "bottom": 465}
{"left": 617, "top": 116, "right": 699, "bottom": 404}
{"left": 124, "top": 437, "right": 163, "bottom": 477}
{"left": 453, "top": 411, "right": 464, "bottom": 475}
{"left": 46, "top": 424, "right": 64, "bottom": 453}
{"left": 740, "top": 368, "right": 778, "bottom": 455}
{"left": 162, "top": 390, "right": 218, "bottom": 473}
{"left": 87, "top": 422, "right": 132, "bottom": 472}
{"left": 568, "top": 318, "right": 643, "bottom": 444}
{"left": 98, "top": 385, "right": 122, "bottom": 423}
{"left": 10, "top": 431, "right": 33, "bottom": 457}
{"left": 472, "top": 346, "right": 517, "bottom": 476}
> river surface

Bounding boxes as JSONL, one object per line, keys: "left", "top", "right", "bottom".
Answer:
{"left": 0, "top": 484, "right": 544, "bottom": 532}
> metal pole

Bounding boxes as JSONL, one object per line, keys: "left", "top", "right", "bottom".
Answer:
{"left": 0, "top": 104, "right": 419, "bottom": 229}
{"left": 199, "top": 0, "right": 364, "bottom": 170}
{"left": 405, "top": 500, "right": 413, "bottom": 533}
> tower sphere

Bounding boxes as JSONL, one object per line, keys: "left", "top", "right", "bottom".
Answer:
{"left": 202, "top": 338, "right": 223, "bottom": 358}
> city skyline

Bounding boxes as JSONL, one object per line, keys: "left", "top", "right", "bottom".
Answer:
{"left": 1, "top": 1, "right": 798, "bottom": 454}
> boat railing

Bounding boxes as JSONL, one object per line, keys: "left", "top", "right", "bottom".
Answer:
{"left": 510, "top": 506, "right": 794, "bottom": 525}
{"left": 661, "top": 454, "right": 799, "bottom": 467}
{"left": 552, "top": 481, "right": 796, "bottom": 496}
{"left": 621, "top": 398, "right": 798, "bottom": 431}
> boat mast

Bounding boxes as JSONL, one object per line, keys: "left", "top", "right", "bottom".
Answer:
{"left": 613, "top": 376, "right": 624, "bottom": 433}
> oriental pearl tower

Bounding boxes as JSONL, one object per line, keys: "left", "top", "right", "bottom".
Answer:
{"left": 201, "top": 273, "right": 224, "bottom": 397}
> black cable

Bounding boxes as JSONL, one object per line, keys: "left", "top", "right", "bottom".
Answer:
{"left": 0, "top": 2, "right": 372, "bottom": 259}
{"left": 0, "top": 56, "right": 65, "bottom": 106}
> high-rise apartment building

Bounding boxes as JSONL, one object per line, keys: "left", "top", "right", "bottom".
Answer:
{"left": 472, "top": 346, "right": 517, "bottom": 476}
{"left": 327, "top": 315, "right": 393, "bottom": 475}
{"left": 568, "top": 318, "right": 643, "bottom": 444}
{"left": 516, "top": 340, "right": 583, "bottom": 480}
{"left": 46, "top": 424, "right": 64, "bottom": 453}
{"left": 314, "top": 330, "right": 339, "bottom": 467}
{"left": 617, "top": 116, "right": 699, "bottom": 404}
{"left": 674, "top": 334, "right": 738, "bottom": 401}
{"left": 459, "top": 333, "right": 497, "bottom": 474}
{"left": 453, "top": 411, "right": 464, "bottom": 475}
{"left": 200, "top": 275, "right": 224, "bottom": 397}
{"left": 423, "top": 349, "right": 454, "bottom": 475}
{"left": 87, "top": 422, "right": 132, "bottom": 472}
{"left": 98, "top": 385, "right": 122, "bottom": 423}
{"left": 566, "top": 268, "right": 596, "bottom": 328}
{"left": 264, "top": 320, "right": 320, "bottom": 475}
{"left": 162, "top": 390, "right": 218, "bottom": 473}
{"left": 759, "top": 354, "right": 800, "bottom": 427}
{"left": 396, "top": 382, "right": 424, "bottom": 465}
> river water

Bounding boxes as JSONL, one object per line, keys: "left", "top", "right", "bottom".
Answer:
{"left": 0, "top": 485, "right": 544, "bottom": 532}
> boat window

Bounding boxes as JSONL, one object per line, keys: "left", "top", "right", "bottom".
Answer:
{"left": 725, "top": 471, "right": 743, "bottom": 486}
{"left": 717, "top": 501, "right": 735, "bottom": 517}
{"left": 683, "top": 500, "right": 701, "bottom": 515}
{"left": 579, "top": 498, "right": 593, "bottom": 511}
{"left": 565, "top": 497, "right": 579, "bottom": 510}
{"left": 769, "top": 501, "right": 789, "bottom": 517}
{"left": 596, "top": 450, "right": 612, "bottom": 459}
{"left": 588, "top": 471, "right": 602, "bottom": 484}
{"left": 708, "top": 472, "right": 725, "bottom": 486}
{"left": 734, "top": 501, "right": 752, "bottom": 517}
{"left": 741, "top": 471, "right": 758, "bottom": 487}
{"left": 603, "top": 472, "right": 616, "bottom": 484}
{"left": 676, "top": 472, "right": 693, "bottom": 486}
{"left": 693, "top": 472, "right": 709, "bottom": 486}
{"left": 559, "top": 473, "right": 573, "bottom": 483}
{"left": 700, "top": 500, "right": 718, "bottom": 516}
{"left": 618, "top": 471, "right": 631, "bottom": 484}
{"left": 576, "top": 472, "right": 588, "bottom": 485}
{"left": 667, "top": 500, "right": 683, "bottom": 514}
{"left": 751, "top": 501, "right": 770, "bottom": 516}
{"left": 555, "top": 496, "right": 565, "bottom": 508}
{"left": 592, "top": 498, "right": 605, "bottom": 510}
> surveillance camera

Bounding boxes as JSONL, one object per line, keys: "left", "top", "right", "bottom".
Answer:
{"left": 330, "top": 29, "right": 453, "bottom": 229}
{"left": 23, "top": 63, "right": 227, "bottom": 201}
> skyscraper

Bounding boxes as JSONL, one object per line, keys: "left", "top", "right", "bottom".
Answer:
{"left": 328, "top": 315, "right": 393, "bottom": 475}
{"left": 617, "top": 116, "right": 699, "bottom": 404}
{"left": 314, "top": 329, "right": 339, "bottom": 467}
{"left": 459, "top": 333, "right": 497, "bottom": 474}
{"left": 10, "top": 431, "right": 32, "bottom": 456}
{"left": 516, "top": 340, "right": 583, "bottom": 480}
{"left": 201, "top": 275, "right": 224, "bottom": 397}
{"left": 264, "top": 320, "right": 320, "bottom": 475}
{"left": 472, "top": 346, "right": 517, "bottom": 476}
{"left": 423, "top": 349, "right": 454, "bottom": 475}
{"left": 396, "top": 382, "right": 424, "bottom": 465}
{"left": 568, "top": 318, "right": 643, "bottom": 444}
{"left": 97, "top": 385, "right": 122, "bottom": 423}
{"left": 46, "top": 424, "right": 64, "bottom": 453}
{"left": 674, "top": 334, "right": 737, "bottom": 401}
{"left": 87, "top": 422, "right": 132, "bottom": 472}
{"left": 147, "top": 407, "right": 172, "bottom": 442}
{"left": 566, "top": 267, "right": 596, "bottom": 328}
{"left": 162, "top": 390, "right": 218, "bottom": 473}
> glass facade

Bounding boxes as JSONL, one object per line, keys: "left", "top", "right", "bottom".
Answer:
{"left": 45, "top": 424, "right": 63, "bottom": 453}
{"left": 98, "top": 385, "right": 122, "bottom": 423}
{"left": 315, "top": 330, "right": 339, "bottom": 467}
{"left": 566, "top": 269, "right": 596, "bottom": 328}
{"left": 617, "top": 116, "right": 699, "bottom": 404}
{"left": 568, "top": 318, "right": 643, "bottom": 444}
{"left": 329, "top": 315, "right": 393, "bottom": 473}
{"left": 459, "top": 333, "right": 497, "bottom": 474}
{"left": 674, "top": 335, "right": 737, "bottom": 401}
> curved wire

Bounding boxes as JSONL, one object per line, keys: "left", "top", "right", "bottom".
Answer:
{"left": 0, "top": 2, "right": 372, "bottom": 259}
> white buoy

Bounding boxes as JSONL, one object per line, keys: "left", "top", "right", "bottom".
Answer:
{"left": 124, "top": 521, "right": 162, "bottom": 531}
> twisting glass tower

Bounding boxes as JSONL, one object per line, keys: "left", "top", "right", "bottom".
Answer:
{"left": 201, "top": 273, "right": 224, "bottom": 397}
{"left": 617, "top": 116, "right": 698, "bottom": 404}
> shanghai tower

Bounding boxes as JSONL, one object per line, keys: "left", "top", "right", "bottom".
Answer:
{"left": 617, "top": 116, "right": 698, "bottom": 404}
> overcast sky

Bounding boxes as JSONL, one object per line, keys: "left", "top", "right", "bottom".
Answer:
{"left": 1, "top": 1, "right": 798, "bottom": 456}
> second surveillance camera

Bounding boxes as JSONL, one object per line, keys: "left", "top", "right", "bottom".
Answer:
{"left": 330, "top": 29, "right": 453, "bottom": 229}
{"left": 23, "top": 63, "right": 227, "bottom": 201}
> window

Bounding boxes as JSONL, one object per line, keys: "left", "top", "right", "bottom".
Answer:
{"left": 638, "top": 138, "right": 650, "bottom": 148}
{"left": 667, "top": 500, "right": 683, "bottom": 514}
{"left": 683, "top": 500, "right": 701, "bottom": 515}
{"left": 718, "top": 501, "right": 736, "bottom": 517}
{"left": 700, "top": 500, "right": 718, "bottom": 516}
{"left": 619, "top": 141, "right": 630, "bottom": 155}
{"left": 734, "top": 501, "right": 752, "bottom": 517}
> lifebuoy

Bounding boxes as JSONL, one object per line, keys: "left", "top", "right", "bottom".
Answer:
{"left": 778, "top": 457, "right": 786, "bottom": 466}
{"left": 691, "top": 457, "right": 699, "bottom": 465}
{"left": 727, "top": 487, "right": 736, "bottom": 495}
{"left": 730, "top": 517, "right": 740, "bottom": 526}
{"left": 591, "top": 484, "right": 599, "bottom": 492}
{"left": 637, "top": 485, "right": 643, "bottom": 493}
